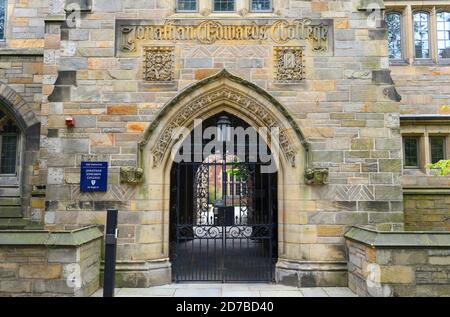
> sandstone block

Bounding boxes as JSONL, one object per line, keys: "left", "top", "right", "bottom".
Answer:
{"left": 19, "top": 264, "right": 62, "bottom": 279}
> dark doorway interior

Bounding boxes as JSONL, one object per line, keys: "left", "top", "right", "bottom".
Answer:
{"left": 169, "top": 112, "right": 278, "bottom": 283}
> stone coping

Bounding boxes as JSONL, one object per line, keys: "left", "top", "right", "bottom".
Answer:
{"left": 403, "top": 187, "right": 450, "bottom": 195}
{"left": 0, "top": 218, "right": 44, "bottom": 230}
{"left": 0, "top": 48, "right": 44, "bottom": 56}
{"left": 345, "top": 226, "right": 450, "bottom": 248}
{"left": 0, "top": 225, "right": 103, "bottom": 247}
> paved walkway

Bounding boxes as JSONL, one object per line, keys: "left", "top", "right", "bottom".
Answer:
{"left": 92, "top": 284, "right": 357, "bottom": 297}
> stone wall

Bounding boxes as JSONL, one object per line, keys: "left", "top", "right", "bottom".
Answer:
{"left": 33, "top": 0, "right": 404, "bottom": 287}
{"left": 345, "top": 226, "right": 450, "bottom": 297}
{"left": 404, "top": 193, "right": 450, "bottom": 231}
{"left": 2, "top": 0, "right": 49, "bottom": 49}
{"left": 391, "top": 65, "right": 450, "bottom": 116}
{"left": 387, "top": 2, "right": 450, "bottom": 235}
{"left": 0, "top": 226, "right": 102, "bottom": 297}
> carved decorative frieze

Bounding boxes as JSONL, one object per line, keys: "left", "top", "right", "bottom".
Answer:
{"left": 274, "top": 47, "right": 304, "bottom": 81}
{"left": 119, "top": 19, "right": 329, "bottom": 53}
{"left": 151, "top": 87, "right": 297, "bottom": 167}
{"left": 305, "top": 168, "right": 329, "bottom": 185}
{"left": 120, "top": 167, "right": 144, "bottom": 184}
{"left": 143, "top": 46, "right": 174, "bottom": 82}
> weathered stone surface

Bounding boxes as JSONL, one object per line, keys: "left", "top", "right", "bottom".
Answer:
{"left": 404, "top": 194, "right": 450, "bottom": 231}
{"left": 0, "top": 0, "right": 426, "bottom": 293}
{"left": 19, "top": 264, "right": 62, "bottom": 279}
{"left": 346, "top": 227, "right": 450, "bottom": 297}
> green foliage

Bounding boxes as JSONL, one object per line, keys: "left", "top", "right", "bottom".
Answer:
{"left": 225, "top": 157, "right": 249, "bottom": 179}
{"left": 225, "top": 165, "right": 249, "bottom": 180}
{"left": 426, "top": 160, "right": 450, "bottom": 176}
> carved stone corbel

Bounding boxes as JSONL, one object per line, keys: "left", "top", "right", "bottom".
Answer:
{"left": 305, "top": 168, "right": 329, "bottom": 185}
{"left": 120, "top": 167, "right": 144, "bottom": 185}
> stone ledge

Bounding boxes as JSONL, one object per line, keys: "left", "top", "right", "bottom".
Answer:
{"left": 345, "top": 226, "right": 450, "bottom": 248}
{"left": 276, "top": 259, "right": 348, "bottom": 287}
{"left": 0, "top": 225, "right": 102, "bottom": 247}
{"left": 0, "top": 218, "right": 43, "bottom": 230}
{"left": 44, "top": 14, "right": 67, "bottom": 22}
{"left": 0, "top": 48, "right": 44, "bottom": 56}
{"left": 403, "top": 187, "right": 450, "bottom": 195}
{"left": 99, "top": 259, "right": 172, "bottom": 288}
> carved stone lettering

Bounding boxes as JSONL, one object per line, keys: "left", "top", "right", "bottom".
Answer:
{"left": 119, "top": 19, "right": 329, "bottom": 53}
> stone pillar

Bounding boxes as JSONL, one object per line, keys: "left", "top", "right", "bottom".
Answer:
{"left": 41, "top": 12, "right": 66, "bottom": 229}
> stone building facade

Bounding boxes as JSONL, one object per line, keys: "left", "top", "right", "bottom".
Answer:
{"left": 0, "top": 0, "right": 448, "bottom": 295}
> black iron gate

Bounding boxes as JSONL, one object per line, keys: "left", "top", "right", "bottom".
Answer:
{"left": 170, "top": 160, "right": 277, "bottom": 283}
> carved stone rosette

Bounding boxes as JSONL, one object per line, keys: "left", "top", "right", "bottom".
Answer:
{"left": 274, "top": 47, "right": 305, "bottom": 82}
{"left": 143, "top": 46, "right": 174, "bottom": 82}
{"left": 120, "top": 167, "right": 144, "bottom": 184}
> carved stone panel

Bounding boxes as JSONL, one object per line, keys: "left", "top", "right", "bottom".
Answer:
{"left": 274, "top": 47, "right": 304, "bottom": 82}
{"left": 143, "top": 46, "right": 174, "bottom": 82}
{"left": 117, "top": 19, "right": 331, "bottom": 55}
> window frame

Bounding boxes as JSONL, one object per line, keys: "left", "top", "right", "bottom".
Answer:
{"left": 0, "top": 0, "right": 7, "bottom": 41}
{"left": 176, "top": 0, "right": 199, "bottom": 13}
{"left": 385, "top": 11, "right": 404, "bottom": 61}
{"left": 212, "top": 0, "right": 236, "bottom": 13}
{"left": 429, "top": 135, "right": 447, "bottom": 164}
{"left": 412, "top": 10, "right": 432, "bottom": 60}
{"left": 436, "top": 10, "right": 450, "bottom": 61}
{"left": 0, "top": 133, "right": 19, "bottom": 176}
{"left": 249, "top": 0, "right": 273, "bottom": 13}
{"left": 0, "top": 110, "right": 21, "bottom": 182}
{"left": 403, "top": 136, "right": 421, "bottom": 168}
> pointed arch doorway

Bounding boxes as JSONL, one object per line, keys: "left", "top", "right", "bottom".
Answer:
{"left": 169, "top": 112, "right": 278, "bottom": 282}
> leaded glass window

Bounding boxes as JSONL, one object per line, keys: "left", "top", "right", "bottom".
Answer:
{"left": 251, "top": 0, "right": 272, "bottom": 11}
{"left": 437, "top": 11, "right": 450, "bottom": 59}
{"left": 386, "top": 12, "right": 402, "bottom": 59}
{"left": 0, "top": 0, "right": 6, "bottom": 40}
{"left": 0, "top": 110, "right": 19, "bottom": 175}
{"left": 213, "top": 0, "right": 235, "bottom": 12}
{"left": 177, "top": 0, "right": 197, "bottom": 12}
{"left": 430, "top": 137, "right": 446, "bottom": 164}
{"left": 404, "top": 137, "right": 420, "bottom": 168}
{"left": 413, "top": 11, "right": 430, "bottom": 59}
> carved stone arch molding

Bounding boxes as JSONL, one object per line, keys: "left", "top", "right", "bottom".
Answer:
{"left": 0, "top": 82, "right": 40, "bottom": 219}
{"left": 139, "top": 69, "right": 309, "bottom": 169}
{"left": 0, "top": 81, "right": 39, "bottom": 131}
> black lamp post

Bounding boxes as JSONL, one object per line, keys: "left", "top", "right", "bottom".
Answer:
{"left": 216, "top": 115, "right": 232, "bottom": 224}
{"left": 217, "top": 115, "right": 232, "bottom": 144}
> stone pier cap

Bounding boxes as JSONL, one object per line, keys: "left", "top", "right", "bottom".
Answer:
{"left": 0, "top": 225, "right": 103, "bottom": 247}
{"left": 345, "top": 226, "right": 450, "bottom": 248}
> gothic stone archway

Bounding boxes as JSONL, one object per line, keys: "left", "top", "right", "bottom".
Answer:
{"left": 133, "top": 70, "right": 309, "bottom": 286}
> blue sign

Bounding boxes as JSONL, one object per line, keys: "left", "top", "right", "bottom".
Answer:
{"left": 80, "top": 162, "right": 108, "bottom": 192}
